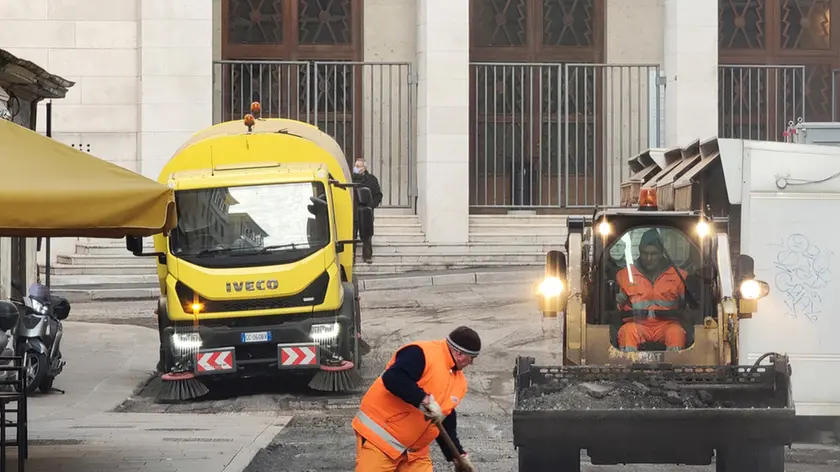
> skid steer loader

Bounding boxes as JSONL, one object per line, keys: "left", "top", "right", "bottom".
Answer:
{"left": 513, "top": 138, "right": 795, "bottom": 471}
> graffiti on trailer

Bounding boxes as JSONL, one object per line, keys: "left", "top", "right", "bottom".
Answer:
{"left": 772, "top": 233, "right": 833, "bottom": 322}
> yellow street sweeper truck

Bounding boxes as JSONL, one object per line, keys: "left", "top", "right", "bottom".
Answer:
{"left": 126, "top": 103, "right": 374, "bottom": 402}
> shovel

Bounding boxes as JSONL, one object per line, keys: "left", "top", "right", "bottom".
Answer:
{"left": 423, "top": 404, "right": 468, "bottom": 469}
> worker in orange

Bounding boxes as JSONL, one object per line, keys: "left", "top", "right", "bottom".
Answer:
{"left": 615, "top": 229, "right": 687, "bottom": 352}
{"left": 351, "top": 326, "right": 480, "bottom": 472}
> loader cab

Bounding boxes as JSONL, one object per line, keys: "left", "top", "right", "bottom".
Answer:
{"left": 589, "top": 210, "right": 718, "bottom": 353}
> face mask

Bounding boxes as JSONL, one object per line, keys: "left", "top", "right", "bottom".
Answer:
{"left": 353, "top": 167, "right": 362, "bottom": 174}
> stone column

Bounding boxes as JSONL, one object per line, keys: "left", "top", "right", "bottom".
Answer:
{"left": 138, "top": 0, "right": 214, "bottom": 180}
{"left": 415, "top": 0, "right": 470, "bottom": 243}
{"left": 663, "top": 0, "right": 718, "bottom": 147}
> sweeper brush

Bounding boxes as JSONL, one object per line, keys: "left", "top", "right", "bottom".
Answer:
{"left": 156, "top": 372, "right": 209, "bottom": 403}
{"left": 309, "top": 360, "right": 364, "bottom": 392}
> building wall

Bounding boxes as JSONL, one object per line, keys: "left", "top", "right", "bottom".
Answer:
{"left": 603, "top": 0, "right": 665, "bottom": 204}
{"left": 0, "top": 0, "right": 213, "bottom": 262}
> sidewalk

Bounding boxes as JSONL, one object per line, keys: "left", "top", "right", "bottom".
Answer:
{"left": 6, "top": 321, "right": 290, "bottom": 472}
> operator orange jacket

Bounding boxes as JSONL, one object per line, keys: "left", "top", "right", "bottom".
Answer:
{"left": 351, "top": 339, "right": 468, "bottom": 462}
{"left": 616, "top": 264, "right": 687, "bottom": 315}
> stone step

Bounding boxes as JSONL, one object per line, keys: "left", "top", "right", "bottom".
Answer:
{"left": 43, "top": 274, "right": 160, "bottom": 286}
{"left": 45, "top": 260, "right": 543, "bottom": 288}
{"left": 469, "top": 223, "right": 566, "bottom": 235}
{"left": 368, "top": 243, "right": 555, "bottom": 254}
{"left": 72, "top": 233, "right": 426, "bottom": 256}
{"left": 57, "top": 254, "right": 157, "bottom": 266}
{"left": 469, "top": 214, "right": 569, "bottom": 225}
{"left": 58, "top": 243, "right": 553, "bottom": 267}
{"left": 48, "top": 251, "right": 543, "bottom": 275}
{"left": 41, "top": 263, "right": 156, "bottom": 276}
{"left": 469, "top": 233, "right": 566, "bottom": 244}
{"left": 354, "top": 261, "right": 541, "bottom": 275}
{"left": 49, "top": 268, "right": 542, "bottom": 302}
{"left": 373, "top": 223, "right": 423, "bottom": 234}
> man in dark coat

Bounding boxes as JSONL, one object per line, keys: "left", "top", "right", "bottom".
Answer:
{"left": 352, "top": 157, "right": 382, "bottom": 263}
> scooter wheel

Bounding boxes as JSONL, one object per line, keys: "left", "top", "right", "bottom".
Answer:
{"left": 18, "top": 351, "right": 48, "bottom": 395}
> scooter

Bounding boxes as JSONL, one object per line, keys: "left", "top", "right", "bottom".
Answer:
{"left": 11, "top": 282, "right": 70, "bottom": 395}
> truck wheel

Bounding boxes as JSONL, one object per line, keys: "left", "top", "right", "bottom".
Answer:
{"left": 518, "top": 446, "right": 580, "bottom": 472}
{"left": 716, "top": 445, "right": 784, "bottom": 472}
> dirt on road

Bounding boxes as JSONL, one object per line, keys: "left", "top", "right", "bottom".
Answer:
{"left": 71, "top": 284, "right": 840, "bottom": 471}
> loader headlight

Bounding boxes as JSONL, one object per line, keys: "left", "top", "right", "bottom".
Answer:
{"left": 739, "top": 279, "right": 769, "bottom": 300}
{"left": 696, "top": 221, "right": 711, "bottom": 238}
{"left": 537, "top": 276, "right": 564, "bottom": 297}
{"left": 310, "top": 322, "right": 340, "bottom": 342}
{"left": 597, "top": 221, "right": 611, "bottom": 236}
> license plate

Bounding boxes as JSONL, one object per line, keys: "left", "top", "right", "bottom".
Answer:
{"left": 241, "top": 331, "right": 271, "bottom": 343}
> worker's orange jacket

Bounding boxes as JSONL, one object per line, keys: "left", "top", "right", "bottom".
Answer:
{"left": 351, "top": 339, "right": 468, "bottom": 461}
{"left": 616, "top": 264, "right": 687, "bottom": 315}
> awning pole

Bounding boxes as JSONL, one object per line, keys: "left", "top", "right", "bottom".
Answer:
{"left": 44, "top": 100, "right": 52, "bottom": 289}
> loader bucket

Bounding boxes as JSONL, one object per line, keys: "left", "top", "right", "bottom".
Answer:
{"left": 511, "top": 355, "right": 795, "bottom": 467}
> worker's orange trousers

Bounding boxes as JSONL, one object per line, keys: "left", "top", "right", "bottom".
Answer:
{"left": 617, "top": 318, "right": 685, "bottom": 351}
{"left": 355, "top": 434, "right": 433, "bottom": 472}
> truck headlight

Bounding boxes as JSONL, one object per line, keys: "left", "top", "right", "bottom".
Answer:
{"left": 739, "top": 279, "right": 769, "bottom": 300}
{"left": 310, "top": 323, "right": 340, "bottom": 342}
{"left": 537, "top": 277, "right": 564, "bottom": 298}
{"left": 171, "top": 332, "right": 202, "bottom": 351}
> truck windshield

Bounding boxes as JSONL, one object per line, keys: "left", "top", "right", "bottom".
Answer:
{"left": 169, "top": 181, "right": 330, "bottom": 259}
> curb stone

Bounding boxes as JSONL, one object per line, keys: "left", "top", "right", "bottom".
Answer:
{"left": 51, "top": 268, "right": 543, "bottom": 303}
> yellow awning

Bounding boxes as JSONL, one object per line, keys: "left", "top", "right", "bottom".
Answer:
{"left": 0, "top": 119, "right": 177, "bottom": 237}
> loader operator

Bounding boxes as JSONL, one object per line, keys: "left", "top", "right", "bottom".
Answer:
{"left": 615, "top": 229, "right": 687, "bottom": 352}
{"left": 352, "top": 326, "right": 480, "bottom": 472}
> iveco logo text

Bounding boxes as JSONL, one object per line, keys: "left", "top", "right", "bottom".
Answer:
{"left": 226, "top": 280, "right": 280, "bottom": 292}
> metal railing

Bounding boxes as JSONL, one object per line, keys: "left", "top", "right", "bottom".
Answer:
{"left": 718, "top": 65, "right": 806, "bottom": 142}
{"left": 470, "top": 63, "right": 662, "bottom": 208}
{"left": 833, "top": 69, "right": 840, "bottom": 122}
{"left": 212, "top": 60, "right": 416, "bottom": 208}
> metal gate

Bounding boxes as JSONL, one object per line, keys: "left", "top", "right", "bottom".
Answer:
{"left": 213, "top": 60, "right": 416, "bottom": 208}
{"left": 718, "top": 65, "right": 805, "bottom": 142}
{"left": 469, "top": 62, "right": 663, "bottom": 209}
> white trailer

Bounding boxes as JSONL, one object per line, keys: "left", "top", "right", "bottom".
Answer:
{"left": 718, "top": 138, "right": 840, "bottom": 420}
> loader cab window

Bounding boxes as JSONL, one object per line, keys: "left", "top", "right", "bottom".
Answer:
{"left": 170, "top": 181, "right": 331, "bottom": 268}
{"left": 601, "top": 225, "right": 704, "bottom": 352}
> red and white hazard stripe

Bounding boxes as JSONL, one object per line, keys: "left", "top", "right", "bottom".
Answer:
{"left": 196, "top": 351, "right": 234, "bottom": 373}
{"left": 280, "top": 346, "right": 317, "bottom": 366}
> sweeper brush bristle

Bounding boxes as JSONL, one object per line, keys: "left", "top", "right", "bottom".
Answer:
{"left": 308, "top": 361, "right": 364, "bottom": 392}
{"left": 156, "top": 372, "right": 209, "bottom": 404}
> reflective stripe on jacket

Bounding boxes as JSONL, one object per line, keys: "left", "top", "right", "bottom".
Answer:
{"left": 351, "top": 339, "right": 468, "bottom": 461}
{"left": 616, "top": 264, "right": 687, "bottom": 312}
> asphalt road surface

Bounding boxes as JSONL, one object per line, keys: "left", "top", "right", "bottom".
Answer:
{"left": 73, "top": 283, "right": 840, "bottom": 471}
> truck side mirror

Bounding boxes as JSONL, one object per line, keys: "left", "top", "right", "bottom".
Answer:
{"left": 126, "top": 236, "right": 143, "bottom": 255}
{"left": 356, "top": 187, "right": 372, "bottom": 207}
{"left": 358, "top": 207, "right": 374, "bottom": 240}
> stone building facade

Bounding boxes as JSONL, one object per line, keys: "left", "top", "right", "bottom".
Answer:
{"left": 0, "top": 0, "right": 834, "bottom": 252}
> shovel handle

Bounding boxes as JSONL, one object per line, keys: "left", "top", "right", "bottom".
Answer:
{"left": 423, "top": 404, "right": 465, "bottom": 467}
{"left": 434, "top": 421, "right": 465, "bottom": 467}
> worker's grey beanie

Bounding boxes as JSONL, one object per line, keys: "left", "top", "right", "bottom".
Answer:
{"left": 446, "top": 326, "right": 481, "bottom": 356}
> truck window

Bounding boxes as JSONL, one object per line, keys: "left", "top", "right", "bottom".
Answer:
{"left": 170, "top": 181, "right": 330, "bottom": 260}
